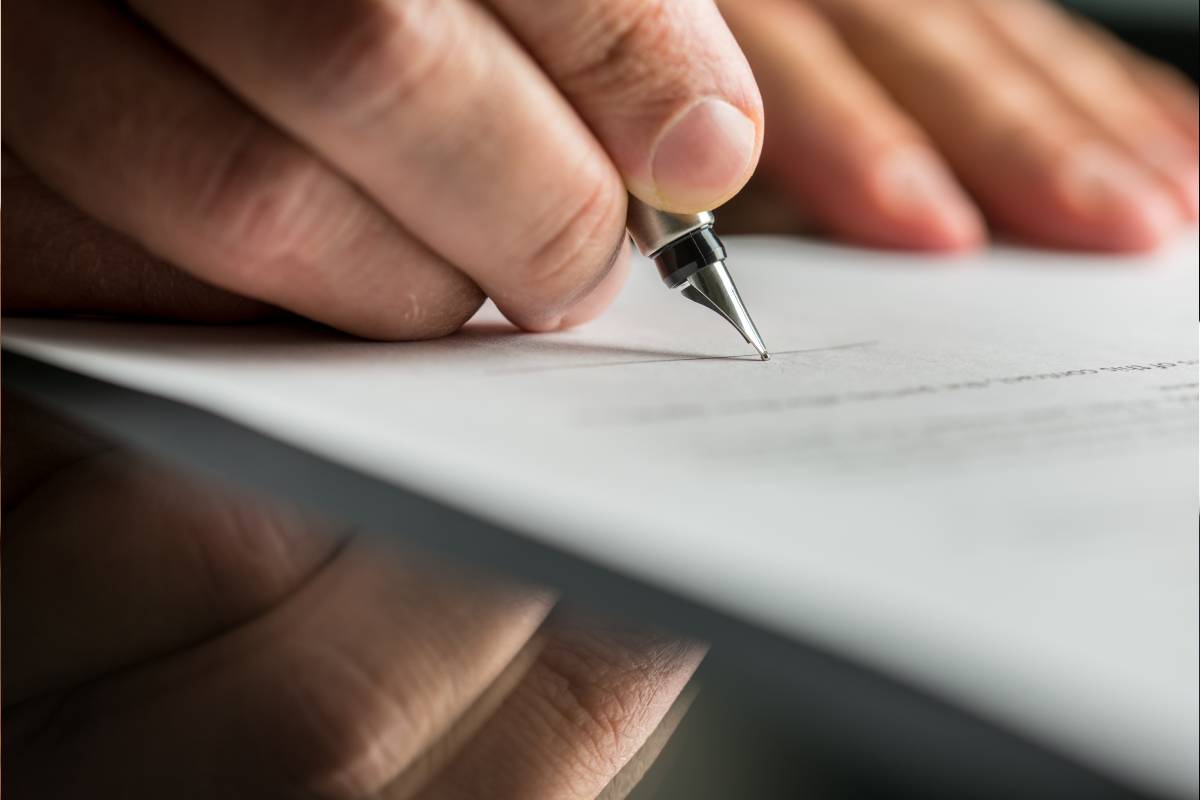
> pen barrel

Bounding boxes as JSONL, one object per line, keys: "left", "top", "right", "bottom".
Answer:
{"left": 626, "top": 195, "right": 725, "bottom": 288}
{"left": 625, "top": 195, "right": 714, "bottom": 257}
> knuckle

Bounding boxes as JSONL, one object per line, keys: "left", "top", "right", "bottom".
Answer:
{"left": 261, "top": 645, "right": 418, "bottom": 800}
{"left": 286, "top": 0, "right": 459, "bottom": 121}
{"left": 191, "top": 128, "right": 332, "bottom": 286}
{"left": 66, "top": 454, "right": 335, "bottom": 624}
{"left": 195, "top": 496, "right": 338, "bottom": 615}
{"left": 980, "top": 0, "right": 1056, "bottom": 31}
{"left": 116, "top": 454, "right": 336, "bottom": 618}
{"left": 898, "top": 5, "right": 973, "bottom": 56}
{"left": 556, "top": 0, "right": 678, "bottom": 94}
{"left": 837, "top": 0, "right": 967, "bottom": 65}
{"left": 516, "top": 176, "right": 626, "bottom": 315}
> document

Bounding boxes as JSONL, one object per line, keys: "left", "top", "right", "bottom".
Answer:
{"left": 5, "top": 235, "right": 1198, "bottom": 797}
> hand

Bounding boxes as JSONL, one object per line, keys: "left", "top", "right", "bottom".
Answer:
{"left": 1, "top": 396, "right": 704, "bottom": 799}
{"left": 2, "top": 0, "right": 763, "bottom": 338}
{"left": 720, "top": 0, "right": 1198, "bottom": 252}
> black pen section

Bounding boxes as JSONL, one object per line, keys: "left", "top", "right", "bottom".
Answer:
{"left": 652, "top": 226, "right": 728, "bottom": 288}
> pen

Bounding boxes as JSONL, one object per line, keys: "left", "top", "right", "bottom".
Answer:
{"left": 626, "top": 196, "right": 770, "bottom": 360}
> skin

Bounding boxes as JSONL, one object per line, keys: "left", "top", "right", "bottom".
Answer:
{"left": 2, "top": 0, "right": 1197, "bottom": 797}
{"left": 2, "top": 0, "right": 762, "bottom": 337}
{"left": 2, "top": 396, "right": 705, "bottom": 799}
{"left": 722, "top": 0, "right": 1198, "bottom": 251}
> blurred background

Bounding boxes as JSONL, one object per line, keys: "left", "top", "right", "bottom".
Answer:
{"left": 1066, "top": 0, "right": 1197, "bottom": 80}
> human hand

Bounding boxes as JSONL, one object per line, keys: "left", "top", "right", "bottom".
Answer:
{"left": 2, "top": 396, "right": 703, "bottom": 799}
{"left": 720, "top": 0, "right": 1198, "bottom": 251}
{"left": 2, "top": 0, "right": 762, "bottom": 338}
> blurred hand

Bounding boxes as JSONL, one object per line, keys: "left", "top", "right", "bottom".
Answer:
{"left": 2, "top": 396, "right": 703, "bottom": 799}
{"left": 721, "top": 0, "right": 1199, "bottom": 251}
{"left": 2, "top": 0, "right": 763, "bottom": 338}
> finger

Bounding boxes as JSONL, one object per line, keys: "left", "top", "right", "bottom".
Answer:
{"left": 2, "top": 152, "right": 275, "bottom": 322}
{"left": 558, "top": 242, "right": 632, "bottom": 329}
{"left": 1120, "top": 56, "right": 1200, "bottom": 143}
{"left": 413, "top": 624, "right": 705, "bottom": 800}
{"left": 1, "top": 447, "right": 346, "bottom": 702}
{"left": 1049, "top": 15, "right": 1200, "bottom": 143}
{"left": 976, "top": 0, "right": 1199, "bottom": 218}
{"left": 722, "top": 0, "right": 983, "bottom": 251}
{"left": 128, "top": 0, "right": 628, "bottom": 332}
{"left": 3, "top": 0, "right": 483, "bottom": 340}
{"left": 197, "top": 540, "right": 552, "bottom": 799}
{"left": 817, "top": 0, "right": 1182, "bottom": 252}
{"left": 490, "top": 0, "right": 763, "bottom": 214}
{"left": 596, "top": 681, "right": 698, "bottom": 800}
{"left": 4, "top": 448, "right": 554, "bottom": 798}
{"left": 1, "top": 392, "right": 109, "bottom": 512}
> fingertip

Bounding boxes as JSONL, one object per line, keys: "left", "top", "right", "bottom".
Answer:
{"left": 1100, "top": 194, "right": 1180, "bottom": 252}
{"left": 648, "top": 98, "right": 761, "bottom": 213}
{"left": 498, "top": 237, "right": 631, "bottom": 334}
{"left": 842, "top": 148, "right": 987, "bottom": 252}
{"left": 1057, "top": 143, "right": 1182, "bottom": 251}
{"left": 1164, "top": 166, "right": 1199, "bottom": 222}
{"left": 1179, "top": 170, "right": 1200, "bottom": 220}
{"left": 1138, "top": 137, "right": 1200, "bottom": 220}
{"left": 903, "top": 213, "right": 988, "bottom": 252}
{"left": 555, "top": 242, "right": 631, "bottom": 329}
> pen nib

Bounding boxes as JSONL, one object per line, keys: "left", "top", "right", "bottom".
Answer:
{"left": 679, "top": 260, "right": 770, "bottom": 360}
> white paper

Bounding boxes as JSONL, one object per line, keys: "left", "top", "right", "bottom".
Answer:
{"left": 5, "top": 235, "right": 1198, "bottom": 797}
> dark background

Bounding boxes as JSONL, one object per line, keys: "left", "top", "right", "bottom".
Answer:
{"left": 1069, "top": 0, "right": 1199, "bottom": 80}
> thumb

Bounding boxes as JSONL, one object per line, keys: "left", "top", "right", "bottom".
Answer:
{"left": 492, "top": 0, "right": 764, "bottom": 213}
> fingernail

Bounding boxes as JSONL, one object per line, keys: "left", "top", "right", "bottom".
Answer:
{"left": 1064, "top": 143, "right": 1180, "bottom": 239}
{"left": 1181, "top": 169, "right": 1200, "bottom": 219}
{"left": 651, "top": 98, "right": 757, "bottom": 211}
{"left": 877, "top": 148, "right": 984, "bottom": 245}
{"left": 1174, "top": 167, "right": 1200, "bottom": 220}
{"left": 1140, "top": 136, "right": 1200, "bottom": 219}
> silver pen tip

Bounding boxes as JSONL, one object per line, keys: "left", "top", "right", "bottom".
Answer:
{"left": 679, "top": 260, "right": 770, "bottom": 361}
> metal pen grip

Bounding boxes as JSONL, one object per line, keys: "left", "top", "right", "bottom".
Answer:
{"left": 626, "top": 195, "right": 714, "bottom": 257}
